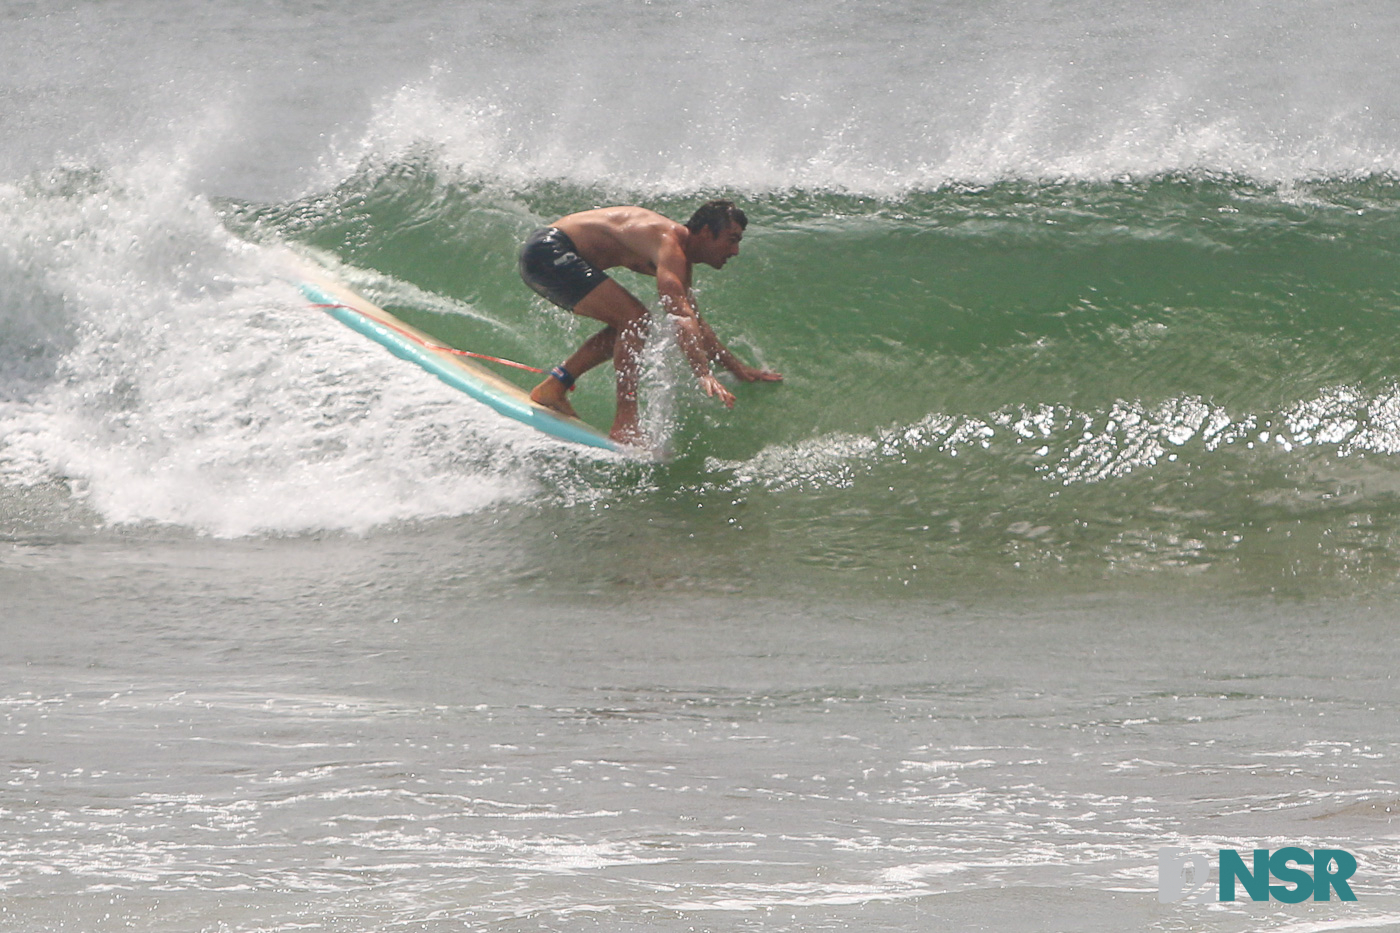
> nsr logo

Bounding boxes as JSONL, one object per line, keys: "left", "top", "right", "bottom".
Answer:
{"left": 1159, "top": 847, "right": 1358, "bottom": 903}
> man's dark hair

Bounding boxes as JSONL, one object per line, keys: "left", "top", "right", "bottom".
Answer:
{"left": 685, "top": 199, "right": 747, "bottom": 237}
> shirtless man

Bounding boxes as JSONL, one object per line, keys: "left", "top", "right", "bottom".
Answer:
{"left": 518, "top": 199, "right": 782, "bottom": 446}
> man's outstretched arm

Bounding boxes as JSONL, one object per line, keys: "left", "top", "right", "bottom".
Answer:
{"left": 656, "top": 241, "right": 739, "bottom": 407}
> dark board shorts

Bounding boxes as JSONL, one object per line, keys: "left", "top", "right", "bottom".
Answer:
{"left": 518, "top": 227, "right": 611, "bottom": 311}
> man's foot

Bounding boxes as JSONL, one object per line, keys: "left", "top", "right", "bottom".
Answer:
{"left": 530, "top": 377, "right": 579, "bottom": 420}
{"left": 609, "top": 419, "right": 649, "bottom": 450}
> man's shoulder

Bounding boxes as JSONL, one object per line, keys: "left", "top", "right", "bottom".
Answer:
{"left": 610, "top": 209, "right": 687, "bottom": 249}
{"left": 615, "top": 206, "right": 684, "bottom": 234}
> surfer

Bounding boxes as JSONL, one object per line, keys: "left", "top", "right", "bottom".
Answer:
{"left": 519, "top": 200, "right": 782, "bottom": 447}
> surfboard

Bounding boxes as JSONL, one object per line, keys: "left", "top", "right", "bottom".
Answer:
{"left": 291, "top": 261, "right": 624, "bottom": 454}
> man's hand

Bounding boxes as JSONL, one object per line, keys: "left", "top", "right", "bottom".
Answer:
{"left": 733, "top": 364, "right": 783, "bottom": 383}
{"left": 699, "top": 374, "right": 736, "bottom": 408}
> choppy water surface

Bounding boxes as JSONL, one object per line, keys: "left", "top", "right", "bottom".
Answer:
{"left": 6, "top": 552, "right": 1400, "bottom": 931}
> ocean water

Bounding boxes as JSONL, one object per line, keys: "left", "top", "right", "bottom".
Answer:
{"left": 4, "top": 1, "right": 1400, "bottom": 930}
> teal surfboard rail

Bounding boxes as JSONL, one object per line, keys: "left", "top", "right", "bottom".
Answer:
{"left": 298, "top": 280, "right": 622, "bottom": 454}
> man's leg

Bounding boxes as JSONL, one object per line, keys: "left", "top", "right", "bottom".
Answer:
{"left": 529, "top": 326, "right": 615, "bottom": 419}
{"left": 532, "top": 279, "right": 651, "bottom": 444}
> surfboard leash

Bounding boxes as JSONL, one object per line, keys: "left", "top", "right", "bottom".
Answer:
{"left": 310, "top": 303, "right": 548, "bottom": 375}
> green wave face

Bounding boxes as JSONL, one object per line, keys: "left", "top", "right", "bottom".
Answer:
{"left": 230, "top": 169, "right": 1400, "bottom": 596}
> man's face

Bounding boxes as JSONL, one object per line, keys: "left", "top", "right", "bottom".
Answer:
{"left": 700, "top": 222, "right": 744, "bottom": 269}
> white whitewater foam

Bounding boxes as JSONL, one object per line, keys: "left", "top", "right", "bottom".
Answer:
{"left": 0, "top": 159, "right": 601, "bottom": 537}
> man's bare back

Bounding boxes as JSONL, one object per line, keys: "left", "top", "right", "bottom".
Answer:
{"left": 550, "top": 207, "right": 681, "bottom": 279}
{"left": 518, "top": 200, "right": 781, "bottom": 448}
